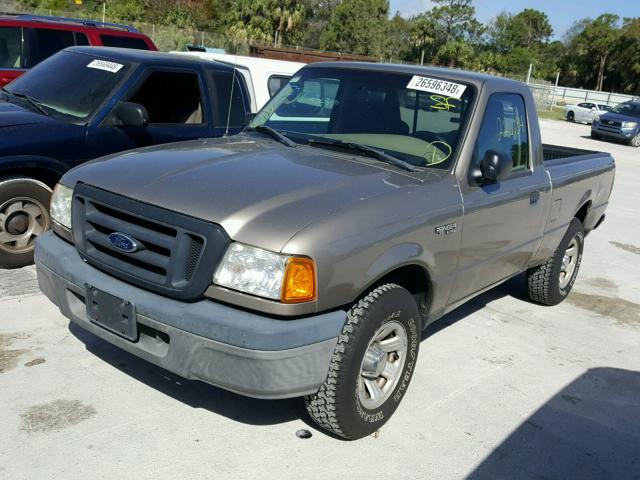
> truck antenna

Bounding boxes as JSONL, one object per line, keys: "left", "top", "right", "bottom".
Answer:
{"left": 224, "top": 48, "right": 240, "bottom": 138}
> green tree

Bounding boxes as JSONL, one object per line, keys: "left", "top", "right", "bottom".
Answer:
{"left": 271, "top": 0, "right": 306, "bottom": 47}
{"left": 320, "top": 0, "right": 389, "bottom": 57}
{"left": 409, "top": 13, "right": 437, "bottom": 65}
{"left": 436, "top": 40, "right": 474, "bottom": 68}
{"left": 571, "top": 14, "right": 622, "bottom": 91}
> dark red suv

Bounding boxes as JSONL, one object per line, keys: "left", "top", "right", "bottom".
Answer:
{"left": 0, "top": 14, "right": 156, "bottom": 86}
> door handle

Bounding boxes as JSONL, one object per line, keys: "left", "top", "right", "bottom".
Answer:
{"left": 530, "top": 191, "right": 541, "bottom": 205}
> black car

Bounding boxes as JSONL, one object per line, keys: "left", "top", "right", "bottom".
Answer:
{"left": 591, "top": 101, "right": 640, "bottom": 147}
{"left": 0, "top": 46, "right": 250, "bottom": 267}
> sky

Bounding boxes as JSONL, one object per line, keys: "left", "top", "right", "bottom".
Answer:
{"left": 389, "top": 0, "right": 640, "bottom": 39}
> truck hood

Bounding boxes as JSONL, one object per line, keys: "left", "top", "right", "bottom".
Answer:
{"left": 0, "top": 100, "right": 51, "bottom": 128}
{"left": 598, "top": 112, "right": 640, "bottom": 124}
{"left": 63, "top": 134, "right": 437, "bottom": 252}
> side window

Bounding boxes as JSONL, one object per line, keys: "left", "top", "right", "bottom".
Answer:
{"left": 101, "top": 35, "right": 150, "bottom": 50}
{"left": 207, "top": 71, "right": 246, "bottom": 128}
{"left": 0, "top": 26, "right": 23, "bottom": 68}
{"left": 475, "top": 94, "right": 529, "bottom": 174}
{"left": 33, "top": 29, "right": 75, "bottom": 64}
{"left": 267, "top": 75, "right": 291, "bottom": 97}
{"left": 74, "top": 32, "right": 89, "bottom": 46}
{"left": 577, "top": 103, "right": 587, "bottom": 108}
{"left": 128, "top": 71, "right": 204, "bottom": 124}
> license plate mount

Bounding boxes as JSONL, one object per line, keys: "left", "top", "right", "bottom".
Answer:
{"left": 85, "top": 284, "right": 137, "bottom": 341}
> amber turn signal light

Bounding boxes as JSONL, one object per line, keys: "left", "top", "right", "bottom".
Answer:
{"left": 281, "top": 257, "right": 316, "bottom": 303}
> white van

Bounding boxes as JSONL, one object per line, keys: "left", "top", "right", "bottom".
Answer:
{"left": 171, "top": 51, "right": 305, "bottom": 113}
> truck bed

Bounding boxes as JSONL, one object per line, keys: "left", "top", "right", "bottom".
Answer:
{"left": 543, "top": 144, "right": 604, "bottom": 164}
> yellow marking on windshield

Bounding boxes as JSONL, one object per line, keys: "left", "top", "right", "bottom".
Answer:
{"left": 430, "top": 95, "right": 457, "bottom": 111}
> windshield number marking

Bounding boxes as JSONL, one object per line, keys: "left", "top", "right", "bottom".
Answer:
{"left": 407, "top": 76, "right": 467, "bottom": 99}
{"left": 87, "top": 60, "right": 124, "bottom": 73}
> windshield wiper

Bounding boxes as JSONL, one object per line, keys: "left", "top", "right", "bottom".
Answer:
{"left": 245, "top": 125, "right": 297, "bottom": 148}
{"left": 5, "top": 91, "right": 49, "bottom": 116}
{"left": 307, "top": 138, "right": 418, "bottom": 172}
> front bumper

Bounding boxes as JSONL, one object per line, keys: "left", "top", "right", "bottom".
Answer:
{"left": 35, "top": 232, "right": 346, "bottom": 399}
{"left": 592, "top": 123, "right": 638, "bottom": 142}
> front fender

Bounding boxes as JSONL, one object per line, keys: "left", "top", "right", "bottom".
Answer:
{"left": 0, "top": 155, "right": 70, "bottom": 183}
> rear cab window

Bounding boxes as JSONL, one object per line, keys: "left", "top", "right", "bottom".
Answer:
{"left": 267, "top": 75, "right": 291, "bottom": 97}
{"left": 101, "top": 35, "right": 150, "bottom": 50}
{"left": 0, "top": 26, "right": 24, "bottom": 68}
{"left": 207, "top": 70, "right": 247, "bottom": 128}
{"left": 475, "top": 94, "right": 529, "bottom": 174}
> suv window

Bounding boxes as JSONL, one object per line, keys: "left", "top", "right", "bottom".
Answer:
{"left": 0, "top": 26, "right": 23, "bottom": 68}
{"left": 207, "top": 71, "right": 246, "bottom": 128}
{"left": 267, "top": 75, "right": 291, "bottom": 97}
{"left": 101, "top": 35, "right": 149, "bottom": 50}
{"left": 128, "top": 71, "right": 204, "bottom": 124}
{"left": 75, "top": 32, "right": 89, "bottom": 46}
{"left": 475, "top": 94, "right": 529, "bottom": 173}
{"left": 34, "top": 29, "right": 75, "bottom": 64}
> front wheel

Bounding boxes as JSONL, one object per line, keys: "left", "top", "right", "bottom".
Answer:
{"left": 630, "top": 133, "right": 640, "bottom": 147}
{"left": 305, "top": 283, "right": 421, "bottom": 440}
{"left": 0, "top": 177, "right": 52, "bottom": 269}
{"left": 591, "top": 131, "right": 601, "bottom": 140}
{"left": 526, "top": 218, "right": 584, "bottom": 306}
{"left": 566, "top": 111, "right": 575, "bottom": 122}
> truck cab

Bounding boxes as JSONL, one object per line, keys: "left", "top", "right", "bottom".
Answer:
{"left": 0, "top": 46, "right": 250, "bottom": 267}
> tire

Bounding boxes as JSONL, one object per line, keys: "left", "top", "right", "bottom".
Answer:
{"left": 0, "top": 177, "right": 52, "bottom": 269}
{"left": 590, "top": 131, "right": 600, "bottom": 140}
{"left": 526, "top": 218, "right": 585, "bottom": 306}
{"left": 305, "top": 283, "right": 421, "bottom": 440}
{"left": 566, "top": 111, "right": 575, "bottom": 122}
{"left": 630, "top": 133, "right": 640, "bottom": 147}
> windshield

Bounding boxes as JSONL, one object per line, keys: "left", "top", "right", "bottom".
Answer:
{"left": 4, "top": 50, "right": 132, "bottom": 122}
{"left": 611, "top": 102, "right": 640, "bottom": 119}
{"left": 250, "top": 68, "right": 475, "bottom": 169}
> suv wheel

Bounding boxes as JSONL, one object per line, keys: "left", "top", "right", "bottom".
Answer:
{"left": 0, "top": 177, "right": 52, "bottom": 268}
{"left": 630, "top": 133, "right": 640, "bottom": 147}
{"left": 526, "top": 218, "right": 584, "bottom": 306}
{"left": 305, "top": 283, "right": 421, "bottom": 440}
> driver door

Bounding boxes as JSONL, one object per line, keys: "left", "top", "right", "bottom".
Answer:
{"left": 86, "top": 67, "right": 211, "bottom": 159}
{"left": 449, "top": 93, "right": 550, "bottom": 305}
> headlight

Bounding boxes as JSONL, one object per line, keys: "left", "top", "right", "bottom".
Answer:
{"left": 213, "top": 243, "right": 316, "bottom": 303}
{"left": 622, "top": 121, "right": 638, "bottom": 129}
{"left": 50, "top": 183, "right": 73, "bottom": 229}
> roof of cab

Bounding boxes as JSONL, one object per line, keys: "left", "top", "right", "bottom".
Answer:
{"left": 302, "top": 61, "right": 520, "bottom": 89}
{"left": 65, "top": 46, "right": 237, "bottom": 72}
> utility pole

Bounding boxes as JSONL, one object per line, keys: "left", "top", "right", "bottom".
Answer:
{"left": 526, "top": 63, "right": 533, "bottom": 84}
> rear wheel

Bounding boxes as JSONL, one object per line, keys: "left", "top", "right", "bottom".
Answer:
{"left": 305, "top": 283, "right": 421, "bottom": 440}
{"left": 566, "top": 111, "right": 575, "bottom": 122}
{"left": 0, "top": 177, "right": 52, "bottom": 268}
{"left": 526, "top": 218, "right": 584, "bottom": 306}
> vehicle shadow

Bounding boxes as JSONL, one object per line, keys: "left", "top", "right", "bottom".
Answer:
{"left": 423, "top": 273, "right": 529, "bottom": 340}
{"left": 466, "top": 367, "right": 640, "bottom": 480}
{"left": 69, "top": 322, "right": 305, "bottom": 426}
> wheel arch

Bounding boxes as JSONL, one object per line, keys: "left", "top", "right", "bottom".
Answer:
{"left": 353, "top": 263, "right": 433, "bottom": 321}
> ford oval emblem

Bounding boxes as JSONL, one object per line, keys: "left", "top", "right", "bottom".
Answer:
{"left": 108, "top": 232, "right": 140, "bottom": 253}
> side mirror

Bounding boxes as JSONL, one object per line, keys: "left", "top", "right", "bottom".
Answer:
{"left": 471, "top": 150, "right": 512, "bottom": 184}
{"left": 591, "top": 106, "right": 597, "bottom": 111}
{"left": 113, "top": 102, "right": 149, "bottom": 128}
